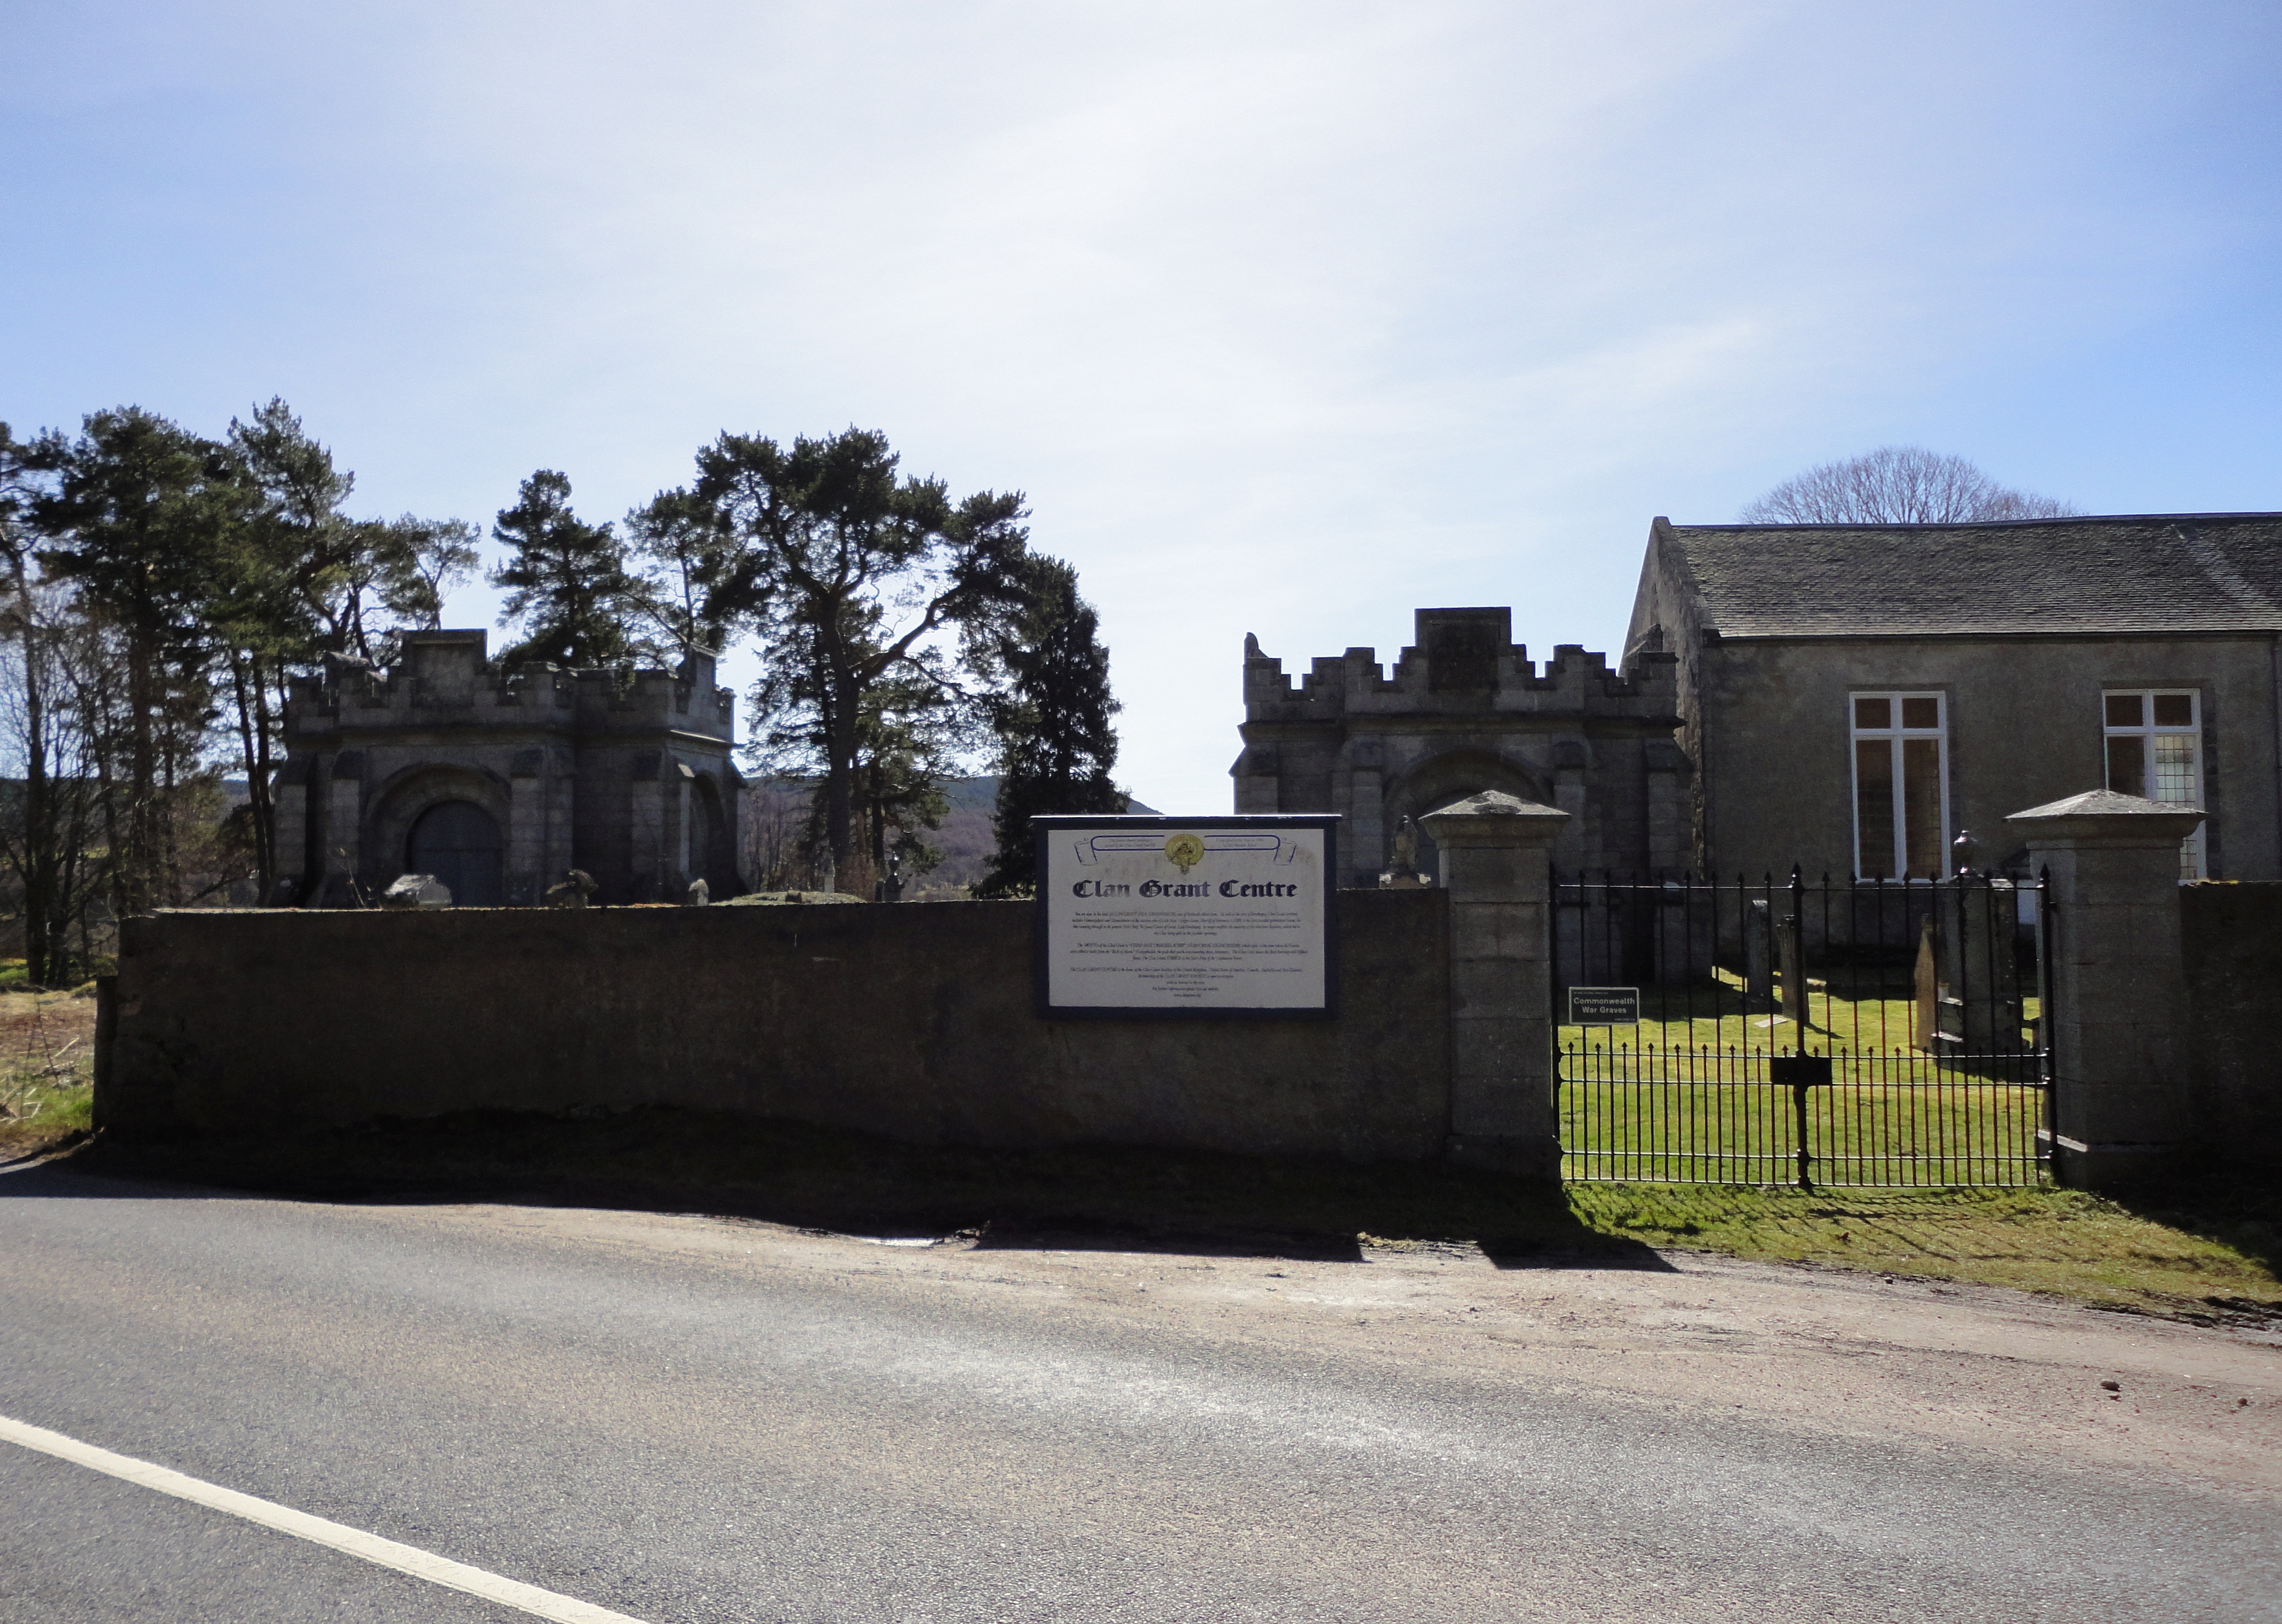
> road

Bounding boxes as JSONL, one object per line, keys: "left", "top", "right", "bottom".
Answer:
{"left": 2, "top": 1161, "right": 2276, "bottom": 1622}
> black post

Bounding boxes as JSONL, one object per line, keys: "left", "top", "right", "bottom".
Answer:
{"left": 1794, "top": 1075, "right": 1814, "bottom": 1192}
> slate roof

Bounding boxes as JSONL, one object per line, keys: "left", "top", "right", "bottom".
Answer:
{"left": 1662, "top": 513, "right": 2282, "bottom": 638}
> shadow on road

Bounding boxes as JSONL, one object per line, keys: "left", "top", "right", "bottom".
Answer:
{"left": 1, "top": 1109, "right": 1672, "bottom": 1270}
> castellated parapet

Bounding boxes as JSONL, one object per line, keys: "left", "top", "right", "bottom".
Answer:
{"left": 274, "top": 629, "right": 741, "bottom": 908}
{"left": 1233, "top": 607, "right": 1691, "bottom": 886}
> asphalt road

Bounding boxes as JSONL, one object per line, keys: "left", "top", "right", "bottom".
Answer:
{"left": 1, "top": 1162, "right": 2275, "bottom": 1623}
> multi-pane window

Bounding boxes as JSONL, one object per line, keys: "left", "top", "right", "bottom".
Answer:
{"left": 2102, "top": 690, "right": 2204, "bottom": 880}
{"left": 1850, "top": 692, "right": 1947, "bottom": 879}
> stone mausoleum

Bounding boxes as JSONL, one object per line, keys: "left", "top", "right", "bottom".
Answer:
{"left": 1232, "top": 606, "right": 1692, "bottom": 888}
{"left": 274, "top": 630, "right": 741, "bottom": 908}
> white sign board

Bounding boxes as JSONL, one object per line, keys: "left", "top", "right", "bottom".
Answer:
{"left": 1036, "top": 817, "right": 1337, "bottom": 1016}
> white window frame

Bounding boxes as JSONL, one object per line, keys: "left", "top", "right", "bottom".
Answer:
{"left": 2101, "top": 688, "right": 2205, "bottom": 881}
{"left": 1849, "top": 691, "right": 1949, "bottom": 881}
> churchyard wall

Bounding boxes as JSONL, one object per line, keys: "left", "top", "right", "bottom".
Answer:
{"left": 95, "top": 891, "right": 1453, "bottom": 1162}
{"left": 2179, "top": 881, "right": 2282, "bottom": 1163}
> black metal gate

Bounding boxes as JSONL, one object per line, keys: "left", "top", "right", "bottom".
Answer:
{"left": 1553, "top": 870, "right": 2053, "bottom": 1188}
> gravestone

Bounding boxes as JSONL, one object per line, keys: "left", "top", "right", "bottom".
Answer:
{"left": 1744, "top": 899, "right": 1773, "bottom": 1009}
{"left": 1380, "top": 816, "right": 1430, "bottom": 889}
{"left": 546, "top": 869, "right": 599, "bottom": 909}
{"left": 381, "top": 873, "right": 452, "bottom": 909}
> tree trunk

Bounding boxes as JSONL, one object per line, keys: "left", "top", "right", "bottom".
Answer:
{"left": 818, "top": 637, "right": 858, "bottom": 871}
{"left": 124, "top": 632, "right": 155, "bottom": 916}
{"left": 229, "top": 653, "right": 276, "bottom": 897}
{"left": 868, "top": 758, "right": 888, "bottom": 876}
{"left": 9, "top": 556, "right": 52, "bottom": 984}
{"left": 159, "top": 710, "right": 180, "bottom": 910}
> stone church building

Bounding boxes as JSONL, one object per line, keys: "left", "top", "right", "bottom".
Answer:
{"left": 1238, "top": 511, "right": 2282, "bottom": 887}
{"left": 274, "top": 629, "right": 742, "bottom": 908}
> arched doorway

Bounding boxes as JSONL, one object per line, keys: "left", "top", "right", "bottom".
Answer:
{"left": 406, "top": 800, "right": 503, "bottom": 907}
{"left": 1384, "top": 751, "right": 1547, "bottom": 883}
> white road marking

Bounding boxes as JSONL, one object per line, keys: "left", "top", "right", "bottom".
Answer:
{"left": 0, "top": 1411, "right": 648, "bottom": 1624}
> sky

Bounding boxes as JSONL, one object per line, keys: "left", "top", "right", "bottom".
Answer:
{"left": 6, "top": 0, "right": 2279, "bottom": 812}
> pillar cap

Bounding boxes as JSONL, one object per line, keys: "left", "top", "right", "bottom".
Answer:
{"left": 2005, "top": 788, "right": 2205, "bottom": 845}
{"left": 1419, "top": 790, "right": 1569, "bottom": 847}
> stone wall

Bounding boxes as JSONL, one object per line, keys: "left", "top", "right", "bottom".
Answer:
{"left": 2179, "top": 882, "right": 2282, "bottom": 1163}
{"left": 96, "top": 891, "right": 1453, "bottom": 1162}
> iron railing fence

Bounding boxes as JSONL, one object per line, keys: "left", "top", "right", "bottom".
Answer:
{"left": 1553, "top": 870, "right": 2052, "bottom": 1189}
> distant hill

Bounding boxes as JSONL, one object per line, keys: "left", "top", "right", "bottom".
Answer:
{"left": 893, "top": 776, "right": 1160, "bottom": 897}
{"left": 742, "top": 776, "right": 1159, "bottom": 898}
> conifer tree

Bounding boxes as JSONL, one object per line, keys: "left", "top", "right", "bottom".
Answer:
{"left": 651, "top": 428, "right": 1029, "bottom": 872}
{"left": 973, "top": 555, "right": 1124, "bottom": 898}
{"left": 491, "top": 470, "right": 650, "bottom": 665}
{"left": 28, "top": 407, "right": 252, "bottom": 914}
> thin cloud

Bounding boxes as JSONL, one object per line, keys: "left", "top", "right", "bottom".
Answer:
{"left": 4, "top": 0, "right": 2277, "bottom": 810}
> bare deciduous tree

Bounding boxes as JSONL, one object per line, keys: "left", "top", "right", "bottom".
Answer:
{"left": 1739, "top": 446, "right": 2081, "bottom": 525}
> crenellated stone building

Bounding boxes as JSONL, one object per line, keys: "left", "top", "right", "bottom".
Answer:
{"left": 274, "top": 629, "right": 742, "bottom": 908}
{"left": 1232, "top": 607, "right": 1691, "bottom": 887}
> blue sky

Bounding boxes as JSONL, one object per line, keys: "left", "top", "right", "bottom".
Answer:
{"left": 6, "top": 1, "right": 2278, "bottom": 811}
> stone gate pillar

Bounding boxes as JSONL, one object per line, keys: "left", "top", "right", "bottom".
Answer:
{"left": 1421, "top": 790, "right": 1570, "bottom": 1178}
{"left": 2005, "top": 789, "right": 2204, "bottom": 1190}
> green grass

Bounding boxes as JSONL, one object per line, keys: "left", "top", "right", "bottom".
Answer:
{"left": 1558, "top": 1079, "right": 2048, "bottom": 1189}
{"left": 1566, "top": 1182, "right": 2280, "bottom": 1321}
{"left": 1558, "top": 971, "right": 2049, "bottom": 1188}
{"left": 1558, "top": 970, "right": 2039, "bottom": 1059}
{"left": 0, "top": 978, "right": 100, "bottom": 1160}
{"left": 66, "top": 1106, "right": 2280, "bottom": 1323}
{"left": 0, "top": 1080, "right": 93, "bottom": 1157}
{"left": 0, "top": 955, "right": 115, "bottom": 991}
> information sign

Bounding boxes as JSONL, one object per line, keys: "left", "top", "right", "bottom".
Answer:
{"left": 1035, "top": 815, "right": 1337, "bottom": 1017}
{"left": 1568, "top": 986, "right": 1641, "bottom": 1025}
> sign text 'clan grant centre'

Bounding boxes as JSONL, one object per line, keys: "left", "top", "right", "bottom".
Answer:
{"left": 1034, "top": 816, "right": 1338, "bottom": 1017}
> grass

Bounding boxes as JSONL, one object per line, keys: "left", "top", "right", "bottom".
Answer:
{"left": 1565, "top": 1182, "right": 2280, "bottom": 1322}
{"left": 0, "top": 1080, "right": 93, "bottom": 1156}
{"left": 1559, "top": 1079, "right": 2048, "bottom": 1189}
{"left": 61, "top": 1105, "right": 2280, "bottom": 1325}
{"left": 0, "top": 976, "right": 98, "bottom": 1160}
{"left": 1557, "top": 970, "right": 2039, "bottom": 1063}
{"left": 1558, "top": 970, "right": 2050, "bottom": 1189}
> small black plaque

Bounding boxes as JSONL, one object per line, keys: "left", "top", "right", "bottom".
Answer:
{"left": 1770, "top": 1054, "right": 1834, "bottom": 1088}
{"left": 1568, "top": 986, "right": 1640, "bottom": 1025}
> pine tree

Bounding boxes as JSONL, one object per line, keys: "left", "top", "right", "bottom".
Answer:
{"left": 491, "top": 470, "right": 649, "bottom": 665}
{"left": 29, "top": 407, "right": 253, "bottom": 914}
{"left": 655, "top": 427, "right": 1029, "bottom": 872}
{"left": 974, "top": 555, "right": 1124, "bottom": 898}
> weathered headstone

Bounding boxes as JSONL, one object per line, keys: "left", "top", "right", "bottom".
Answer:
{"left": 1744, "top": 898, "right": 1773, "bottom": 1009}
{"left": 1912, "top": 915, "right": 1938, "bottom": 1052}
{"left": 381, "top": 873, "right": 452, "bottom": 909}
{"left": 1380, "top": 815, "right": 1430, "bottom": 889}
{"left": 1931, "top": 877, "right": 2024, "bottom": 1060}
{"left": 546, "top": 868, "right": 599, "bottom": 909}
{"left": 1777, "top": 904, "right": 1805, "bottom": 1024}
